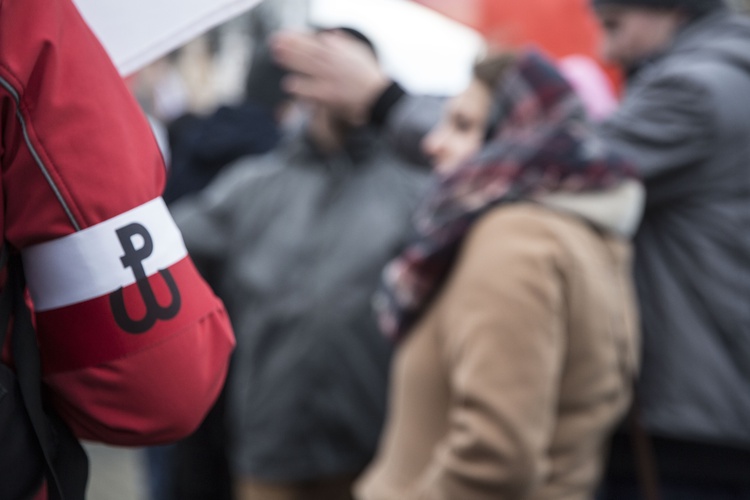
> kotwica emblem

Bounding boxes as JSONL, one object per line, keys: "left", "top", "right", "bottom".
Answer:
{"left": 109, "top": 223, "right": 181, "bottom": 334}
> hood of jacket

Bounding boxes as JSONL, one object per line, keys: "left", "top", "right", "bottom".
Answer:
{"left": 630, "top": 8, "right": 750, "bottom": 80}
{"left": 673, "top": 8, "right": 750, "bottom": 69}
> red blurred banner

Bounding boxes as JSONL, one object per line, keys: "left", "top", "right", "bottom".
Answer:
{"left": 413, "top": 0, "right": 622, "bottom": 90}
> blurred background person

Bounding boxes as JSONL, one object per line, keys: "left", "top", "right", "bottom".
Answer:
{"left": 355, "top": 50, "right": 643, "bottom": 500}
{"left": 169, "top": 27, "right": 430, "bottom": 500}
{"left": 589, "top": 0, "right": 750, "bottom": 498}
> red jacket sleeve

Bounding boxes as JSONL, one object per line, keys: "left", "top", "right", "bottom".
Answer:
{"left": 0, "top": 0, "right": 235, "bottom": 445}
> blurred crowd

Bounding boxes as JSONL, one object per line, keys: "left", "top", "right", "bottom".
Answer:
{"left": 116, "top": 0, "right": 750, "bottom": 499}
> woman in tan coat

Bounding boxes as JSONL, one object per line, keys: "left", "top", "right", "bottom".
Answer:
{"left": 355, "top": 51, "right": 643, "bottom": 500}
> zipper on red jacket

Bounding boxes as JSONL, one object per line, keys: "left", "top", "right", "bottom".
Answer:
{"left": 0, "top": 76, "right": 82, "bottom": 231}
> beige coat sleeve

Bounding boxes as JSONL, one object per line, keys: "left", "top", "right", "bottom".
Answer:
{"left": 408, "top": 207, "right": 571, "bottom": 500}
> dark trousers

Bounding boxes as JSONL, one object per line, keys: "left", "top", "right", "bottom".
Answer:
{"left": 171, "top": 386, "right": 232, "bottom": 500}
{"left": 598, "top": 431, "right": 750, "bottom": 500}
{"left": 599, "top": 478, "right": 750, "bottom": 500}
{"left": 235, "top": 473, "right": 357, "bottom": 500}
{"left": 145, "top": 385, "right": 232, "bottom": 500}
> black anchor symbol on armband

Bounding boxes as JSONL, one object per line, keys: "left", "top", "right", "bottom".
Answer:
{"left": 109, "top": 223, "right": 182, "bottom": 334}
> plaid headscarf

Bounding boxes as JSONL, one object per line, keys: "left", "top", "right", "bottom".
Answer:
{"left": 375, "top": 50, "right": 638, "bottom": 341}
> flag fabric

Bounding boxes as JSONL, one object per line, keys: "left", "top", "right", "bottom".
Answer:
{"left": 412, "top": 0, "right": 621, "bottom": 89}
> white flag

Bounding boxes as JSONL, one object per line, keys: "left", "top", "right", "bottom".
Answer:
{"left": 72, "top": 0, "right": 263, "bottom": 76}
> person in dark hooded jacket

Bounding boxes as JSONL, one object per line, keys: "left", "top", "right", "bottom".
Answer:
{"left": 590, "top": 1, "right": 750, "bottom": 498}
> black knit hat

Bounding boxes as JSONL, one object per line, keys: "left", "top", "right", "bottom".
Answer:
{"left": 591, "top": 0, "right": 725, "bottom": 15}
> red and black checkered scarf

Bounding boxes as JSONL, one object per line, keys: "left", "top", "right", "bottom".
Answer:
{"left": 375, "top": 50, "right": 638, "bottom": 341}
